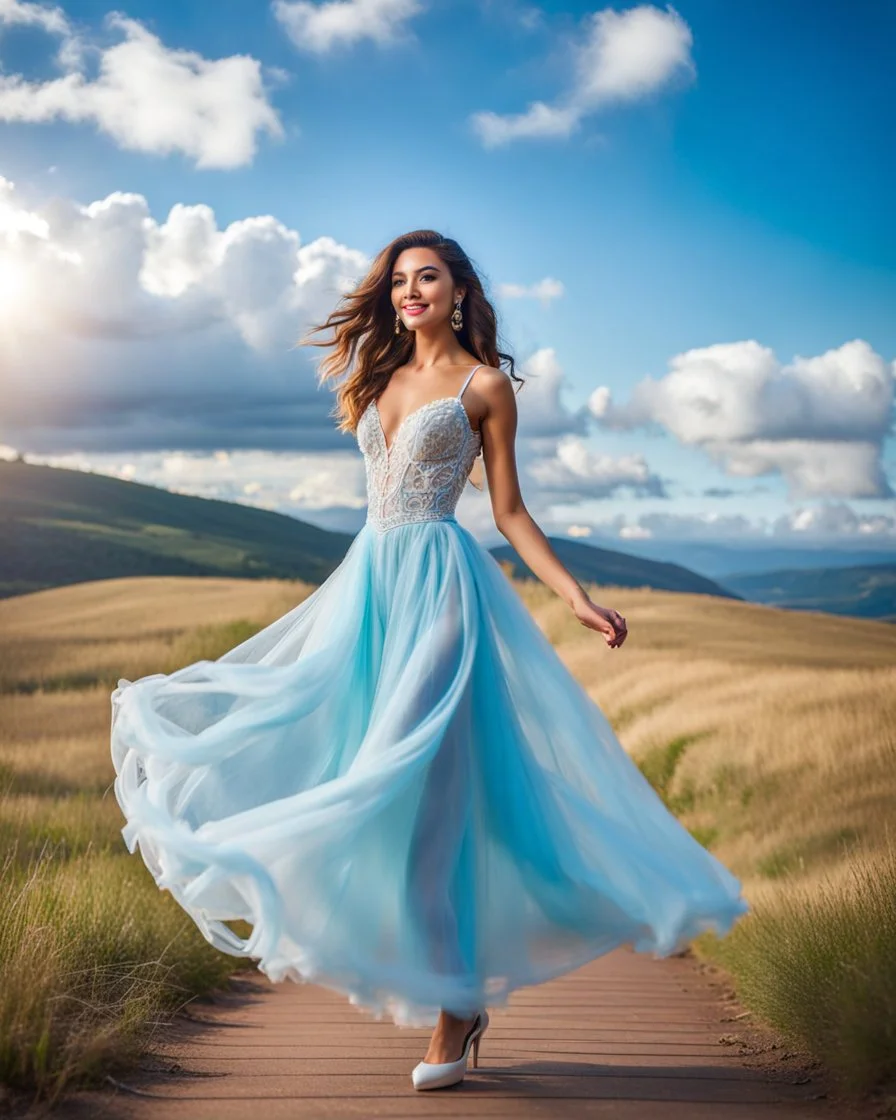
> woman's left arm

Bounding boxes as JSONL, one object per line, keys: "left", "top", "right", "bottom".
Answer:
{"left": 477, "top": 368, "right": 628, "bottom": 650}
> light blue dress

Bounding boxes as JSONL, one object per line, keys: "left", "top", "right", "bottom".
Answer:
{"left": 110, "top": 363, "right": 748, "bottom": 1028}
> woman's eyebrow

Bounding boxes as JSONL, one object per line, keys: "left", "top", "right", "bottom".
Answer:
{"left": 392, "top": 265, "right": 441, "bottom": 277}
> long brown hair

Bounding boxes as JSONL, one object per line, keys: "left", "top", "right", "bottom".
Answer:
{"left": 299, "top": 229, "right": 523, "bottom": 434}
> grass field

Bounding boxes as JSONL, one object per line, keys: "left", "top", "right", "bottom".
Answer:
{"left": 1, "top": 573, "right": 894, "bottom": 1102}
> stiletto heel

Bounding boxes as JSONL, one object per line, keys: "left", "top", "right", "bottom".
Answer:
{"left": 411, "top": 1009, "right": 489, "bottom": 1090}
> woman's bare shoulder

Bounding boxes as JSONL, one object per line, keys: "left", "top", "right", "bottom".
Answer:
{"left": 475, "top": 365, "right": 517, "bottom": 408}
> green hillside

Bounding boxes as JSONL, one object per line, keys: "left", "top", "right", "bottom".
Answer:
{"left": 1, "top": 460, "right": 737, "bottom": 603}
{"left": 0, "top": 460, "right": 355, "bottom": 598}
{"left": 724, "top": 562, "right": 896, "bottom": 621}
{"left": 491, "top": 536, "right": 739, "bottom": 599}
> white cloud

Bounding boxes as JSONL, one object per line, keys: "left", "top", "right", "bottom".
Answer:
{"left": 574, "top": 3, "right": 694, "bottom": 104}
{"left": 512, "top": 347, "right": 591, "bottom": 440}
{"left": 27, "top": 446, "right": 370, "bottom": 517}
{"left": 472, "top": 102, "right": 580, "bottom": 147}
{"left": 544, "top": 510, "right": 767, "bottom": 543}
{"left": 721, "top": 440, "right": 888, "bottom": 499}
{"left": 0, "top": 9, "right": 282, "bottom": 168}
{"left": 0, "top": 0, "right": 70, "bottom": 36}
{"left": 616, "top": 522, "right": 651, "bottom": 540}
{"left": 499, "top": 347, "right": 666, "bottom": 503}
{"left": 470, "top": 3, "right": 694, "bottom": 147}
{"left": 618, "top": 511, "right": 760, "bottom": 540}
{"left": 591, "top": 339, "right": 896, "bottom": 499}
{"left": 273, "top": 0, "right": 423, "bottom": 52}
{"left": 529, "top": 435, "right": 665, "bottom": 499}
{"left": 484, "top": 346, "right": 667, "bottom": 502}
{"left": 496, "top": 276, "right": 564, "bottom": 305}
{"left": 772, "top": 502, "right": 896, "bottom": 539}
{"left": 0, "top": 175, "right": 369, "bottom": 453}
{"left": 570, "top": 502, "right": 896, "bottom": 544}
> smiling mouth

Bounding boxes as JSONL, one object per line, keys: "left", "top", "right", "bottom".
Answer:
{"left": 403, "top": 304, "right": 428, "bottom": 312}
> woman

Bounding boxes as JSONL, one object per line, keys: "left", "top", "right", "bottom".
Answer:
{"left": 110, "top": 229, "right": 748, "bottom": 1093}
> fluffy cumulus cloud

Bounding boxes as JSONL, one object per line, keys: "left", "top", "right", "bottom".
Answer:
{"left": 273, "top": 0, "right": 424, "bottom": 52}
{"left": 500, "top": 347, "right": 666, "bottom": 503}
{"left": 529, "top": 437, "right": 665, "bottom": 499}
{"left": 0, "top": 175, "right": 369, "bottom": 453}
{"left": 0, "top": 0, "right": 71, "bottom": 37}
{"left": 590, "top": 339, "right": 896, "bottom": 499}
{"left": 0, "top": 5, "right": 282, "bottom": 168}
{"left": 512, "top": 347, "right": 592, "bottom": 441}
{"left": 470, "top": 3, "right": 694, "bottom": 147}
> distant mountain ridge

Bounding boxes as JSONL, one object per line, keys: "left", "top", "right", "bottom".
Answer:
{"left": 606, "top": 538, "right": 896, "bottom": 580}
{"left": 724, "top": 563, "right": 896, "bottom": 621}
{"left": 1, "top": 461, "right": 734, "bottom": 602}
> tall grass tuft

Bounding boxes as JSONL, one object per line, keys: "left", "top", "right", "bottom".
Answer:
{"left": 0, "top": 841, "right": 240, "bottom": 1105}
{"left": 696, "top": 846, "right": 896, "bottom": 1094}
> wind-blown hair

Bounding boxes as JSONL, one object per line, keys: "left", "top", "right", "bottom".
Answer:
{"left": 299, "top": 229, "right": 522, "bottom": 434}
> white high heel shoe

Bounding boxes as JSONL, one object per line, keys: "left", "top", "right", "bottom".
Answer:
{"left": 411, "top": 1009, "right": 489, "bottom": 1091}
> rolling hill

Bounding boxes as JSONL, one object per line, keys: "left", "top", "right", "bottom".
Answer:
{"left": 0, "top": 460, "right": 355, "bottom": 597}
{"left": 724, "top": 562, "right": 896, "bottom": 621}
{"left": 491, "top": 536, "right": 739, "bottom": 599}
{"left": 1, "top": 460, "right": 734, "bottom": 602}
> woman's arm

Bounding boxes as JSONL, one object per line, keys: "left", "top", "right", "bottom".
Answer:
{"left": 477, "top": 367, "right": 628, "bottom": 649}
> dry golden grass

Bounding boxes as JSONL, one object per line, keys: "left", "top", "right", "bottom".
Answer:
{"left": 0, "top": 576, "right": 315, "bottom": 1103}
{"left": 1, "top": 573, "right": 894, "bottom": 1097}
{"left": 517, "top": 582, "right": 896, "bottom": 886}
{"left": 0, "top": 690, "right": 115, "bottom": 795}
{"left": 0, "top": 576, "right": 314, "bottom": 689}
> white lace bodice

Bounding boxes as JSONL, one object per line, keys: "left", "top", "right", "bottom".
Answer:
{"left": 357, "top": 364, "right": 483, "bottom": 533}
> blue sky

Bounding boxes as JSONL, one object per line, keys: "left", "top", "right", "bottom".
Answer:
{"left": 1, "top": 0, "right": 894, "bottom": 552}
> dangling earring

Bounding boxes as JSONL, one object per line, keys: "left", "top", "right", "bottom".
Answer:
{"left": 394, "top": 312, "right": 402, "bottom": 335}
{"left": 450, "top": 299, "right": 463, "bottom": 332}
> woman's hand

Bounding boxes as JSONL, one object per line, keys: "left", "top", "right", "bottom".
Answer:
{"left": 571, "top": 592, "right": 628, "bottom": 648}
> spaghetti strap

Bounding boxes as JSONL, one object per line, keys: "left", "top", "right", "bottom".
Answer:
{"left": 457, "top": 364, "right": 483, "bottom": 400}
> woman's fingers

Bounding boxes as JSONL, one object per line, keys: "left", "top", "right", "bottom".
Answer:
{"left": 573, "top": 601, "right": 628, "bottom": 648}
{"left": 608, "top": 610, "right": 627, "bottom": 647}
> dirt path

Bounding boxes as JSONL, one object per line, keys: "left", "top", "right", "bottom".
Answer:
{"left": 66, "top": 947, "right": 844, "bottom": 1119}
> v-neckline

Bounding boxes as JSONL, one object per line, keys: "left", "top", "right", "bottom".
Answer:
{"left": 373, "top": 373, "right": 480, "bottom": 456}
{"left": 374, "top": 397, "right": 474, "bottom": 457}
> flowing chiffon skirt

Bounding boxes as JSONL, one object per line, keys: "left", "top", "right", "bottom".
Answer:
{"left": 110, "top": 516, "right": 748, "bottom": 1027}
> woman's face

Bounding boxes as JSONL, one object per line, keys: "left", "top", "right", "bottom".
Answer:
{"left": 390, "top": 248, "right": 463, "bottom": 332}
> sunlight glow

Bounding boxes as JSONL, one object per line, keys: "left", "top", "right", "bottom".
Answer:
{"left": 0, "top": 255, "right": 29, "bottom": 318}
